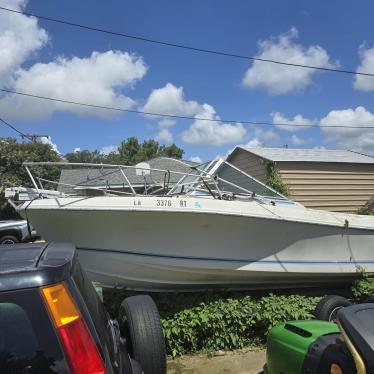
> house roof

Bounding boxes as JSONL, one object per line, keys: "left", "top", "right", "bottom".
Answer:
{"left": 234, "top": 147, "right": 374, "bottom": 164}
{"left": 58, "top": 157, "right": 198, "bottom": 193}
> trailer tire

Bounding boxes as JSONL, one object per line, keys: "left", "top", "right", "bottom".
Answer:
{"left": 0, "top": 235, "right": 19, "bottom": 245}
{"left": 118, "top": 295, "right": 166, "bottom": 374}
{"left": 314, "top": 295, "right": 352, "bottom": 322}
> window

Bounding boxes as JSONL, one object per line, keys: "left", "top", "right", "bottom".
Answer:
{"left": 0, "top": 289, "right": 70, "bottom": 374}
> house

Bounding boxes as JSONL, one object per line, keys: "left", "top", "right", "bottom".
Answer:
{"left": 58, "top": 157, "right": 199, "bottom": 195}
{"left": 226, "top": 147, "right": 374, "bottom": 213}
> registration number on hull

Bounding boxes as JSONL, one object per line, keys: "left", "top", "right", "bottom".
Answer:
{"left": 157, "top": 199, "right": 189, "bottom": 208}
{"left": 133, "top": 198, "right": 190, "bottom": 208}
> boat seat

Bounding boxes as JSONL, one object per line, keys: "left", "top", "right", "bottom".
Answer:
{"left": 338, "top": 303, "right": 374, "bottom": 373}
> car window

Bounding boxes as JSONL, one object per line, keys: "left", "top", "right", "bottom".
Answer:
{"left": 0, "top": 288, "right": 70, "bottom": 374}
{"left": 0, "top": 303, "right": 41, "bottom": 367}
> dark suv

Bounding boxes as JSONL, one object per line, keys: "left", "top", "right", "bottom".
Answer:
{"left": 0, "top": 242, "right": 166, "bottom": 374}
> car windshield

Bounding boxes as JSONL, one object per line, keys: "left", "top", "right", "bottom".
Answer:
{"left": 0, "top": 288, "right": 70, "bottom": 374}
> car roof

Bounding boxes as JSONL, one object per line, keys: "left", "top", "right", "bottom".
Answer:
{"left": 0, "top": 242, "right": 76, "bottom": 291}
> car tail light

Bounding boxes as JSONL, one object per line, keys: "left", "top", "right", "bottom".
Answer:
{"left": 41, "top": 283, "right": 106, "bottom": 374}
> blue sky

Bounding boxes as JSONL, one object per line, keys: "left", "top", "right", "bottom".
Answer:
{"left": 1, "top": 0, "right": 374, "bottom": 161}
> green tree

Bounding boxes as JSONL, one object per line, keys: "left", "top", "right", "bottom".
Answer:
{"left": 117, "top": 137, "right": 142, "bottom": 165}
{"left": 65, "top": 150, "right": 106, "bottom": 163}
{"left": 114, "top": 137, "right": 185, "bottom": 165}
{"left": 159, "top": 144, "right": 184, "bottom": 159}
{"left": 141, "top": 139, "right": 159, "bottom": 160}
{"left": 64, "top": 137, "right": 186, "bottom": 166}
{"left": 0, "top": 138, "right": 62, "bottom": 219}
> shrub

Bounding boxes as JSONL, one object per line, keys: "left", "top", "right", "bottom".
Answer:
{"left": 161, "top": 294, "right": 319, "bottom": 356}
{"left": 351, "top": 266, "right": 374, "bottom": 299}
{"left": 264, "top": 161, "right": 289, "bottom": 197}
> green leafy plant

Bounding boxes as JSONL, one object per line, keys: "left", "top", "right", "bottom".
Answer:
{"left": 103, "top": 289, "right": 320, "bottom": 357}
{"left": 351, "top": 266, "right": 374, "bottom": 299}
{"left": 264, "top": 161, "right": 289, "bottom": 197}
{"left": 161, "top": 294, "right": 319, "bottom": 357}
{"left": 357, "top": 204, "right": 374, "bottom": 216}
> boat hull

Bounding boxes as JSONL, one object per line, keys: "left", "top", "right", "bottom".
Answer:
{"left": 20, "top": 196, "right": 374, "bottom": 290}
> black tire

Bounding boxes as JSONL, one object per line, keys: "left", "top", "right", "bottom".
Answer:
{"left": 0, "top": 235, "right": 19, "bottom": 245}
{"left": 314, "top": 295, "right": 352, "bottom": 322}
{"left": 118, "top": 295, "right": 166, "bottom": 374}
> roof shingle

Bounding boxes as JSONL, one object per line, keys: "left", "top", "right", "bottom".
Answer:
{"left": 237, "top": 147, "right": 374, "bottom": 164}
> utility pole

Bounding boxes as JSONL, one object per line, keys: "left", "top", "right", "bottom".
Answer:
{"left": 21, "top": 134, "right": 50, "bottom": 142}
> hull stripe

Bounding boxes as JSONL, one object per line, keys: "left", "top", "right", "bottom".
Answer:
{"left": 77, "top": 247, "right": 374, "bottom": 265}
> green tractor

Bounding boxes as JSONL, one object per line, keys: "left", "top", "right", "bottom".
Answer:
{"left": 263, "top": 297, "right": 374, "bottom": 374}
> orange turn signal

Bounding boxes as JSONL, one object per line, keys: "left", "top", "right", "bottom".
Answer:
{"left": 41, "top": 283, "right": 80, "bottom": 328}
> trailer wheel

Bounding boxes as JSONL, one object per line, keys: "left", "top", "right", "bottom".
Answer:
{"left": 118, "top": 295, "right": 166, "bottom": 374}
{"left": 0, "top": 235, "right": 19, "bottom": 245}
{"left": 314, "top": 295, "right": 352, "bottom": 322}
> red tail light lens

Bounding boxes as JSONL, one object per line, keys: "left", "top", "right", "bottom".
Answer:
{"left": 41, "top": 283, "right": 106, "bottom": 374}
{"left": 59, "top": 318, "right": 106, "bottom": 374}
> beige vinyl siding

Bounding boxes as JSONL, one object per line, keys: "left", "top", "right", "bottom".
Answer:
{"left": 225, "top": 149, "right": 267, "bottom": 183}
{"left": 278, "top": 162, "right": 374, "bottom": 212}
{"left": 227, "top": 150, "right": 374, "bottom": 213}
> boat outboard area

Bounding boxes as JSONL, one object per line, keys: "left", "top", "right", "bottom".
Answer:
{"left": 6, "top": 158, "right": 374, "bottom": 291}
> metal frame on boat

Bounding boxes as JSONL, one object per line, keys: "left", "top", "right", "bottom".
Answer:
{"left": 20, "top": 158, "right": 289, "bottom": 202}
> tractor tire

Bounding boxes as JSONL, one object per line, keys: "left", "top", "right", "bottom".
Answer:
{"left": 0, "top": 235, "right": 19, "bottom": 245}
{"left": 118, "top": 295, "right": 166, "bottom": 374}
{"left": 314, "top": 295, "right": 352, "bottom": 322}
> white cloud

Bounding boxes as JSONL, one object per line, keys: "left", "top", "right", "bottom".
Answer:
{"left": 253, "top": 128, "right": 280, "bottom": 144}
{"left": 221, "top": 127, "right": 282, "bottom": 159}
{"left": 0, "top": 51, "right": 147, "bottom": 120}
{"left": 190, "top": 156, "right": 202, "bottom": 163}
{"left": 144, "top": 83, "right": 246, "bottom": 146}
{"left": 354, "top": 45, "right": 374, "bottom": 91}
{"left": 0, "top": 0, "right": 48, "bottom": 86}
{"left": 143, "top": 83, "right": 200, "bottom": 117}
{"left": 242, "top": 28, "right": 336, "bottom": 94}
{"left": 291, "top": 134, "right": 306, "bottom": 145}
{"left": 159, "top": 118, "right": 176, "bottom": 128}
{"left": 233, "top": 128, "right": 279, "bottom": 152}
{"left": 319, "top": 106, "right": 374, "bottom": 153}
{"left": 155, "top": 128, "right": 173, "bottom": 143}
{"left": 100, "top": 145, "right": 118, "bottom": 155}
{"left": 39, "top": 136, "right": 60, "bottom": 154}
{"left": 0, "top": 1, "right": 148, "bottom": 120}
{"left": 181, "top": 104, "right": 246, "bottom": 146}
{"left": 272, "top": 111, "right": 316, "bottom": 131}
{"left": 241, "top": 138, "right": 263, "bottom": 149}
{"left": 73, "top": 147, "right": 81, "bottom": 153}
{"left": 155, "top": 118, "right": 176, "bottom": 143}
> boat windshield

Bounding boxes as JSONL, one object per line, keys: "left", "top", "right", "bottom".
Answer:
{"left": 168, "top": 159, "right": 285, "bottom": 199}
{"left": 14, "top": 158, "right": 290, "bottom": 202}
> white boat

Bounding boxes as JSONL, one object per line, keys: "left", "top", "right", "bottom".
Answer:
{"left": 11, "top": 159, "right": 374, "bottom": 290}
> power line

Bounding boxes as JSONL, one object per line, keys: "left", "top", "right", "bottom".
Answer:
{"left": 1, "top": 87, "right": 374, "bottom": 130}
{"left": 0, "top": 6, "right": 373, "bottom": 78}
{"left": 0, "top": 116, "right": 32, "bottom": 140}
